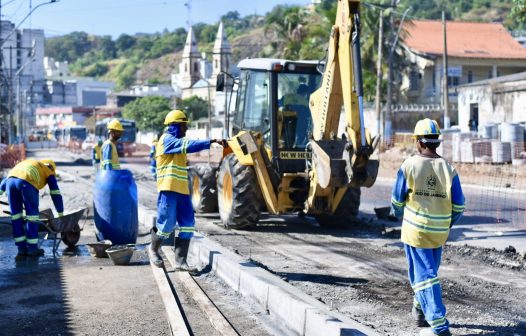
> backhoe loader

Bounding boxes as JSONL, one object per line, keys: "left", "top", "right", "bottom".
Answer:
{"left": 189, "top": 0, "right": 379, "bottom": 228}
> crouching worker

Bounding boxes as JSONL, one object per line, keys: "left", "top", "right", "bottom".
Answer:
{"left": 391, "top": 119, "right": 465, "bottom": 336}
{"left": 149, "top": 109, "right": 227, "bottom": 271}
{"left": 0, "top": 159, "right": 64, "bottom": 258}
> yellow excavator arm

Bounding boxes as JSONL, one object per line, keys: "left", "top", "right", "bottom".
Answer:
{"left": 307, "top": 0, "right": 379, "bottom": 211}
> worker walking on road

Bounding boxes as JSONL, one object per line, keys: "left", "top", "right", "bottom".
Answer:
{"left": 149, "top": 136, "right": 158, "bottom": 180}
{"left": 149, "top": 109, "right": 227, "bottom": 271}
{"left": 92, "top": 138, "right": 103, "bottom": 172}
{"left": 0, "top": 159, "right": 64, "bottom": 258}
{"left": 101, "top": 119, "right": 123, "bottom": 170}
{"left": 391, "top": 119, "right": 465, "bottom": 336}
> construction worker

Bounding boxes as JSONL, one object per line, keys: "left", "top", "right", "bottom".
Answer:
{"left": 92, "top": 138, "right": 103, "bottom": 172}
{"left": 0, "top": 159, "right": 64, "bottom": 258}
{"left": 149, "top": 136, "right": 158, "bottom": 180}
{"left": 101, "top": 119, "right": 123, "bottom": 170}
{"left": 149, "top": 109, "right": 227, "bottom": 270}
{"left": 391, "top": 118, "right": 465, "bottom": 336}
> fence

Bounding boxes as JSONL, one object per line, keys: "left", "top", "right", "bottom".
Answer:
{"left": 366, "top": 133, "right": 526, "bottom": 230}
{"left": 0, "top": 144, "right": 26, "bottom": 169}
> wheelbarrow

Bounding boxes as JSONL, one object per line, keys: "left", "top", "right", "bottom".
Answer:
{"left": 0, "top": 200, "right": 88, "bottom": 255}
{"left": 38, "top": 208, "right": 88, "bottom": 254}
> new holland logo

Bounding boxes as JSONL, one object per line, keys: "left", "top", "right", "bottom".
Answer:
{"left": 279, "top": 151, "right": 312, "bottom": 160}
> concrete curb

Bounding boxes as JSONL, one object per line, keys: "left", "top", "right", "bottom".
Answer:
{"left": 149, "top": 259, "right": 190, "bottom": 336}
{"left": 188, "top": 234, "right": 380, "bottom": 336}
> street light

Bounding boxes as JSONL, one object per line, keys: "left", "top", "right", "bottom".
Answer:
{"left": 0, "top": 0, "right": 58, "bottom": 48}
{"left": 15, "top": 41, "right": 37, "bottom": 143}
{"left": 0, "top": 0, "right": 59, "bottom": 143}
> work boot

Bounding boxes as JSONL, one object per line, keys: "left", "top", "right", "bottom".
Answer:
{"left": 148, "top": 228, "right": 164, "bottom": 268}
{"left": 412, "top": 306, "right": 429, "bottom": 327}
{"left": 419, "top": 328, "right": 452, "bottom": 336}
{"left": 15, "top": 246, "right": 28, "bottom": 260}
{"left": 174, "top": 237, "right": 198, "bottom": 274}
{"left": 27, "top": 247, "right": 45, "bottom": 257}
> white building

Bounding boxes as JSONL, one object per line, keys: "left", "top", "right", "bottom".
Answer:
{"left": 43, "top": 57, "right": 71, "bottom": 77}
{"left": 172, "top": 22, "right": 236, "bottom": 121}
{"left": 457, "top": 72, "right": 526, "bottom": 132}
{"left": 0, "top": 20, "right": 46, "bottom": 141}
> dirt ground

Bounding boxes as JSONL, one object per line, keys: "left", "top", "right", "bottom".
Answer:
{"left": 3, "top": 148, "right": 525, "bottom": 336}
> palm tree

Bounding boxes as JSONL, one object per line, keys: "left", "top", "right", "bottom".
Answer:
{"left": 264, "top": 5, "right": 308, "bottom": 59}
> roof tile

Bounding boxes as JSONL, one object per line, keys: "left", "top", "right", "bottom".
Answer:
{"left": 403, "top": 20, "right": 526, "bottom": 59}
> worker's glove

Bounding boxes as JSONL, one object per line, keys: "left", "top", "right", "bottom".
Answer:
{"left": 57, "top": 212, "right": 64, "bottom": 218}
{"left": 212, "top": 139, "right": 229, "bottom": 148}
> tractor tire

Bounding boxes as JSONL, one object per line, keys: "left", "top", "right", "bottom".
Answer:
{"left": 188, "top": 164, "right": 218, "bottom": 213}
{"left": 315, "top": 187, "right": 361, "bottom": 228}
{"left": 217, "top": 153, "right": 263, "bottom": 229}
{"left": 61, "top": 231, "right": 81, "bottom": 248}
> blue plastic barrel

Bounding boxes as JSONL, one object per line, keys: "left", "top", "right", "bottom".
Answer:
{"left": 93, "top": 169, "right": 138, "bottom": 245}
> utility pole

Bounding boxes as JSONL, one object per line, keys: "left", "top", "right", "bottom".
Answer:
{"left": 385, "top": 3, "right": 410, "bottom": 145}
{"left": 441, "top": 11, "right": 450, "bottom": 129}
{"left": 374, "top": 8, "right": 384, "bottom": 141}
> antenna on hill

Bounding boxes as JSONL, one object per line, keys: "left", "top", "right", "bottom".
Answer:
{"left": 184, "top": 0, "right": 192, "bottom": 30}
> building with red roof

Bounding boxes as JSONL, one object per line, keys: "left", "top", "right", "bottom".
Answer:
{"left": 397, "top": 20, "right": 526, "bottom": 126}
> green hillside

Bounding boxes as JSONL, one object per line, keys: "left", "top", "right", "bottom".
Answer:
{"left": 45, "top": 0, "right": 525, "bottom": 91}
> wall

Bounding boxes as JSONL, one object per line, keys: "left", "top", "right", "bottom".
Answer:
{"left": 458, "top": 79, "right": 526, "bottom": 132}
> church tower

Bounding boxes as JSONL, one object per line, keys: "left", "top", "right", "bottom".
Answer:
{"left": 179, "top": 26, "right": 202, "bottom": 89}
{"left": 212, "top": 22, "right": 231, "bottom": 85}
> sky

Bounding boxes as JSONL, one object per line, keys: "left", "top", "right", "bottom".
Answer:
{"left": 1, "top": 0, "right": 312, "bottom": 38}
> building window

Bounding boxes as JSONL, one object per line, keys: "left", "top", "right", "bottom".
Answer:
{"left": 194, "top": 62, "right": 199, "bottom": 73}
{"left": 215, "top": 60, "right": 218, "bottom": 69}
{"left": 447, "top": 76, "right": 459, "bottom": 87}
{"left": 467, "top": 71, "right": 473, "bottom": 83}
{"left": 184, "top": 63, "right": 187, "bottom": 72}
{"left": 488, "top": 70, "right": 492, "bottom": 79}
{"left": 409, "top": 70, "right": 419, "bottom": 91}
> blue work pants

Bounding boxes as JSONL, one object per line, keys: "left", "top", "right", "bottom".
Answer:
{"left": 155, "top": 191, "right": 195, "bottom": 240}
{"left": 404, "top": 244, "right": 449, "bottom": 334}
{"left": 5, "top": 178, "right": 40, "bottom": 251}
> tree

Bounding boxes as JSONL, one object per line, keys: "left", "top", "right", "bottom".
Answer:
{"left": 122, "top": 96, "right": 172, "bottom": 133}
{"left": 264, "top": 5, "right": 308, "bottom": 59}
{"left": 511, "top": 0, "right": 526, "bottom": 23}
{"left": 115, "top": 34, "right": 136, "bottom": 55}
{"left": 178, "top": 96, "right": 209, "bottom": 121}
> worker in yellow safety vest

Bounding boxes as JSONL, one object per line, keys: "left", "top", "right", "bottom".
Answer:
{"left": 0, "top": 159, "right": 64, "bottom": 258}
{"left": 148, "top": 110, "right": 227, "bottom": 271}
{"left": 149, "top": 136, "right": 158, "bottom": 180}
{"left": 92, "top": 138, "right": 103, "bottom": 172}
{"left": 100, "top": 119, "right": 123, "bottom": 170}
{"left": 391, "top": 118, "right": 465, "bottom": 336}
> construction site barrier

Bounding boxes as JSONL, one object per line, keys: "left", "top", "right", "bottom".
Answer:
{"left": 371, "top": 136, "right": 526, "bottom": 231}
{"left": 0, "top": 144, "right": 26, "bottom": 169}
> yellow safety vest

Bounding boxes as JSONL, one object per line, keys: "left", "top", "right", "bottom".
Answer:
{"left": 8, "top": 159, "right": 54, "bottom": 190}
{"left": 155, "top": 134, "right": 189, "bottom": 194}
{"left": 400, "top": 155, "right": 456, "bottom": 248}
{"left": 94, "top": 143, "right": 102, "bottom": 161}
{"left": 100, "top": 140, "right": 120, "bottom": 169}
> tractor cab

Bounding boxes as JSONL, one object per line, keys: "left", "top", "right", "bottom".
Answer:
{"left": 232, "top": 59, "right": 321, "bottom": 174}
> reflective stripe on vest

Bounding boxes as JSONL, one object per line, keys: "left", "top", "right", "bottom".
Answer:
{"left": 100, "top": 140, "right": 121, "bottom": 169}
{"left": 156, "top": 134, "right": 189, "bottom": 194}
{"left": 400, "top": 155, "right": 456, "bottom": 248}
{"left": 8, "top": 159, "right": 53, "bottom": 190}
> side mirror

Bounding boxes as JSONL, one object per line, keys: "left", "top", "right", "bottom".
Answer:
{"left": 216, "top": 74, "right": 225, "bottom": 92}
